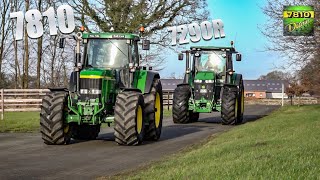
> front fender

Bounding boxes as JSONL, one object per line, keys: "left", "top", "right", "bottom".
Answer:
{"left": 135, "top": 70, "right": 160, "bottom": 94}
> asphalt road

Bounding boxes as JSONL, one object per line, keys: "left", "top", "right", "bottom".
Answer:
{"left": 0, "top": 105, "right": 279, "bottom": 180}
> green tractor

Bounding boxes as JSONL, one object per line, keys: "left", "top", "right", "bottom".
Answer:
{"left": 40, "top": 31, "right": 163, "bottom": 145}
{"left": 172, "top": 43, "right": 244, "bottom": 125}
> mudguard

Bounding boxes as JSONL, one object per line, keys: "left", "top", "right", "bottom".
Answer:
{"left": 234, "top": 73, "right": 243, "bottom": 88}
{"left": 177, "top": 83, "right": 190, "bottom": 87}
{"left": 48, "top": 88, "right": 68, "bottom": 92}
{"left": 143, "top": 71, "right": 160, "bottom": 94}
{"left": 69, "top": 71, "right": 77, "bottom": 92}
{"left": 122, "top": 88, "right": 142, "bottom": 93}
{"left": 224, "top": 73, "right": 242, "bottom": 88}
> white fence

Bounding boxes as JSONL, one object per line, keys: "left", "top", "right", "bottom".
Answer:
{"left": 0, "top": 89, "right": 50, "bottom": 120}
{"left": 1, "top": 89, "right": 318, "bottom": 120}
{"left": 0, "top": 89, "right": 174, "bottom": 120}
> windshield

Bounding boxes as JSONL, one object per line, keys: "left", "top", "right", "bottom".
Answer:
{"left": 86, "top": 39, "right": 129, "bottom": 68}
{"left": 195, "top": 51, "right": 226, "bottom": 73}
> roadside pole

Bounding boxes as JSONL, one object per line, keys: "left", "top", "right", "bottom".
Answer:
{"left": 282, "top": 83, "right": 284, "bottom": 106}
{"left": 1, "top": 89, "right": 4, "bottom": 120}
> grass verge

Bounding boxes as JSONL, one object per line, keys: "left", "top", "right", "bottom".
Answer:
{"left": 0, "top": 109, "right": 172, "bottom": 133}
{"left": 0, "top": 112, "right": 40, "bottom": 132}
{"left": 110, "top": 105, "right": 320, "bottom": 179}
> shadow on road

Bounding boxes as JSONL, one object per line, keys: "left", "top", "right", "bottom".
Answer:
{"left": 69, "top": 105, "right": 280, "bottom": 145}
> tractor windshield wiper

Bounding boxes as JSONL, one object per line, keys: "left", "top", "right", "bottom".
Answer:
{"left": 106, "top": 39, "right": 129, "bottom": 59}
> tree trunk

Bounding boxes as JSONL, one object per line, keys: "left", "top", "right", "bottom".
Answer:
{"left": 36, "top": 0, "right": 43, "bottom": 88}
{"left": 0, "top": 0, "right": 9, "bottom": 83}
{"left": 51, "top": 36, "right": 58, "bottom": 87}
{"left": 11, "top": 0, "right": 21, "bottom": 89}
{"left": 23, "top": 0, "right": 30, "bottom": 89}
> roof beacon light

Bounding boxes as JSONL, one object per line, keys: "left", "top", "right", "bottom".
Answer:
{"left": 139, "top": 26, "right": 145, "bottom": 33}
{"left": 231, "top": 41, "right": 234, "bottom": 46}
{"left": 80, "top": 26, "right": 85, "bottom": 32}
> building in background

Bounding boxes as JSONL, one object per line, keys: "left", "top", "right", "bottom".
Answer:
{"left": 244, "top": 80, "right": 288, "bottom": 99}
{"left": 161, "top": 79, "right": 183, "bottom": 91}
{"left": 160, "top": 79, "right": 288, "bottom": 99}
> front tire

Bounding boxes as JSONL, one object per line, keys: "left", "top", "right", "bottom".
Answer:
{"left": 144, "top": 79, "right": 163, "bottom": 141}
{"left": 40, "top": 92, "right": 71, "bottom": 145}
{"left": 221, "top": 86, "right": 238, "bottom": 125}
{"left": 114, "top": 91, "right": 145, "bottom": 146}
{"left": 172, "top": 85, "right": 191, "bottom": 124}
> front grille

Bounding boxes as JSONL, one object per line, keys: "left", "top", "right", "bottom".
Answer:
{"left": 79, "top": 78, "right": 102, "bottom": 100}
{"left": 194, "top": 83, "right": 214, "bottom": 100}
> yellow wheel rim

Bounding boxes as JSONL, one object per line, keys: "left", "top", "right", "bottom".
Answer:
{"left": 241, "top": 90, "right": 244, "bottom": 114}
{"left": 155, "top": 93, "right": 161, "bottom": 128}
{"left": 137, "top": 105, "right": 143, "bottom": 134}
{"left": 64, "top": 124, "right": 69, "bottom": 134}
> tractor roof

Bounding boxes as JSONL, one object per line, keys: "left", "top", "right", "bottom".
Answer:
{"left": 82, "top": 32, "right": 140, "bottom": 39}
{"left": 190, "top": 46, "right": 236, "bottom": 52}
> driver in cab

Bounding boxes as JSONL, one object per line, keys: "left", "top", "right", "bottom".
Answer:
{"left": 204, "top": 53, "right": 226, "bottom": 72}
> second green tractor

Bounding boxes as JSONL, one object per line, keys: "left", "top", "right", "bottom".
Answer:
{"left": 172, "top": 44, "right": 244, "bottom": 125}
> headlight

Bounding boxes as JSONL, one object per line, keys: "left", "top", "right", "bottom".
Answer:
{"left": 194, "top": 79, "right": 202, "bottom": 83}
{"left": 205, "top": 80, "right": 214, "bottom": 83}
{"left": 80, "top": 89, "right": 88, "bottom": 94}
{"left": 90, "top": 89, "right": 101, "bottom": 94}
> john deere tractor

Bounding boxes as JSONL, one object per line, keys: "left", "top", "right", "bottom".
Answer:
{"left": 172, "top": 44, "right": 244, "bottom": 125}
{"left": 40, "top": 31, "right": 163, "bottom": 145}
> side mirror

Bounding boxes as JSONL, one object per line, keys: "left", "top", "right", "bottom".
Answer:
{"left": 178, "top": 53, "right": 183, "bottom": 60}
{"left": 236, "top": 53, "right": 242, "bottom": 61}
{"left": 142, "top": 39, "right": 150, "bottom": 50}
{"left": 59, "top": 38, "right": 65, "bottom": 48}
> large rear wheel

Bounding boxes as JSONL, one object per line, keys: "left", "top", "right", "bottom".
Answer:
{"left": 40, "top": 92, "right": 71, "bottom": 145}
{"left": 144, "top": 79, "right": 163, "bottom": 140}
{"left": 172, "top": 85, "right": 191, "bottom": 124}
{"left": 114, "top": 91, "right": 145, "bottom": 145}
{"left": 236, "top": 79, "right": 244, "bottom": 124}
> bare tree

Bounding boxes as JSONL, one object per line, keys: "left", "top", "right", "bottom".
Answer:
{"left": 0, "top": 0, "right": 12, "bottom": 84}
{"left": 10, "top": 0, "right": 23, "bottom": 88}
{"left": 65, "top": 0, "right": 209, "bottom": 68}
{"left": 22, "top": 0, "right": 30, "bottom": 88}
{"left": 35, "top": 0, "right": 43, "bottom": 88}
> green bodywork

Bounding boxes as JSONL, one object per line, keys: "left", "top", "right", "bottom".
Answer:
{"left": 64, "top": 32, "right": 155, "bottom": 126}
{"left": 185, "top": 46, "right": 239, "bottom": 114}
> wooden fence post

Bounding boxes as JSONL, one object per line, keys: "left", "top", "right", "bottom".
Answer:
{"left": 167, "top": 91, "right": 170, "bottom": 110}
{"left": 1, "top": 89, "right": 4, "bottom": 120}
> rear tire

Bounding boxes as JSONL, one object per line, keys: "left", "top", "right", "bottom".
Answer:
{"left": 221, "top": 86, "right": 238, "bottom": 125}
{"left": 114, "top": 91, "right": 145, "bottom": 145}
{"left": 144, "top": 79, "right": 163, "bottom": 141}
{"left": 172, "top": 85, "right": 191, "bottom": 124}
{"left": 40, "top": 92, "right": 71, "bottom": 145}
{"left": 236, "top": 79, "right": 244, "bottom": 124}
